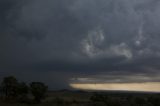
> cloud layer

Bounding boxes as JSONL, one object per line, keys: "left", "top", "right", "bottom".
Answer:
{"left": 1, "top": 0, "right": 160, "bottom": 89}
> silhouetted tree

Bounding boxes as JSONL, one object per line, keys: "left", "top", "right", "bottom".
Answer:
{"left": 17, "top": 82, "right": 29, "bottom": 102}
{"left": 30, "top": 82, "right": 48, "bottom": 103}
{"left": 1, "top": 76, "right": 19, "bottom": 100}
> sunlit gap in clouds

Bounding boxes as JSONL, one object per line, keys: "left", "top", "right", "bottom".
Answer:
{"left": 69, "top": 74, "right": 160, "bottom": 92}
{"left": 70, "top": 82, "right": 160, "bottom": 92}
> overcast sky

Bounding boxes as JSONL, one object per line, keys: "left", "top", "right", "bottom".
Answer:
{"left": 1, "top": 0, "right": 160, "bottom": 90}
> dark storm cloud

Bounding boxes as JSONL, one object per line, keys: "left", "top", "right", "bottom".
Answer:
{"left": 1, "top": 0, "right": 160, "bottom": 89}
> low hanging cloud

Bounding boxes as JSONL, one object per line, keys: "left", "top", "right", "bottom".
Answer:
{"left": 81, "top": 28, "right": 132, "bottom": 59}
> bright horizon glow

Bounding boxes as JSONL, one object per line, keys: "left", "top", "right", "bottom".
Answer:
{"left": 70, "top": 82, "right": 160, "bottom": 92}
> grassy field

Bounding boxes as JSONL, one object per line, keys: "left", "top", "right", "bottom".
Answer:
{"left": 0, "top": 90, "right": 160, "bottom": 106}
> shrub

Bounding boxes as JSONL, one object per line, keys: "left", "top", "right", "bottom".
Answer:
{"left": 30, "top": 82, "right": 48, "bottom": 103}
{"left": 1, "top": 76, "right": 19, "bottom": 100}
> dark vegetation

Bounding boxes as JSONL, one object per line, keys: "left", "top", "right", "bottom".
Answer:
{"left": 89, "top": 92, "right": 160, "bottom": 106}
{"left": 0, "top": 76, "right": 160, "bottom": 106}
{"left": 0, "top": 76, "right": 48, "bottom": 104}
